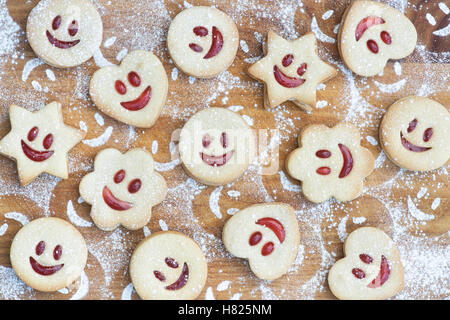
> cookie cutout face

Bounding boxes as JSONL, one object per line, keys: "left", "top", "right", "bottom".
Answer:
{"left": 223, "top": 203, "right": 300, "bottom": 280}
{"left": 27, "top": 0, "right": 103, "bottom": 68}
{"left": 380, "top": 96, "right": 450, "bottom": 171}
{"left": 79, "top": 148, "right": 167, "bottom": 231}
{"left": 338, "top": 0, "right": 417, "bottom": 77}
{"left": 328, "top": 227, "right": 404, "bottom": 300}
{"left": 286, "top": 123, "right": 374, "bottom": 203}
{"left": 248, "top": 31, "right": 336, "bottom": 111}
{"left": 167, "top": 6, "right": 239, "bottom": 78}
{"left": 90, "top": 50, "right": 168, "bottom": 128}
{"left": 0, "top": 102, "right": 85, "bottom": 186}
{"left": 130, "top": 231, "right": 207, "bottom": 300}
{"left": 10, "top": 217, "right": 87, "bottom": 292}
{"left": 179, "top": 108, "right": 256, "bottom": 186}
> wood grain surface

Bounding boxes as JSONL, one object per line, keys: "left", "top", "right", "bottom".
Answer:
{"left": 0, "top": 0, "right": 448, "bottom": 300}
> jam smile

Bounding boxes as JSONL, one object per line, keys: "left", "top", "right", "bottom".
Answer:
{"left": 21, "top": 140, "right": 54, "bottom": 162}
{"left": 120, "top": 86, "right": 152, "bottom": 111}
{"left": 165, "top": 262, "right": 189, "bottom": 290}
{"left": 29, "top": 256, "right": 64, "bottom": 276}
{"left": 46, "top": 30, "right": 80, "bottom": 49}
{"left": 400, "top": 132, "right": 432, "bottom": 152}
{"left": 367, "top": 255, "right": 390, "bottom": 288}
{"left": 273, "top": 65, "right": 305, "bottom": 88}
{"left": 102, "top": 186, "right": 133, "bottom": 211}
{"left": 200, "top": 150, "right": 234, "bottom": 167}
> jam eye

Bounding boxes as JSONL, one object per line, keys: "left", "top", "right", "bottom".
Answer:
{"left": 43, "top": 134, "right": 53, "bottom": 150}
{"left": 115, "top": 80, "right": 127, "bottom": 95}
{"left": 28, "top": 127, "right": 39, "bottom": 142}
{"left": 35, "top": 241, "right": 45, "bottom": 256}
{"left": 220, "top": 132, "right": 228, "bottom": 148}
{"left": 249, "top": 231, "right": 262, "bottom": 246}
{"left": 423, "top": 128, "right": 433, "bottom": 142}
{"left": 114, "top": 170, "right": 126, "bottom": 183}
{"left": 52, "top": 15, "right": 62, "bottom": 30}
{"left": 202, "top": 134, "right": 211, "bottom": 148}
{"left": 407, "top": 119, "right": 418, "bottom": 133}
{"left": 282, "top": 54, "right": 294, "bottom": 67}
{"left": 352, "top": 268, "right": 366, "bottom": 279}
{"left": 128, "top": 179, "right": 142, "bottom": 193}
{"left": 68, "top": 20, "right": 78, "bottom": 37}
{"left": 193, "top": 26, "right": 208, "bottom": 37}
{"left": 53, "top": 245, "right": 62, "bottom": 260}
{"left": 380, "top": 31, "right": 392, "bottom": 45}
{"left": 297, "top": 63, "right": 307, "bottom": 76}
{"left": 128, "top": 72, "right": 141, "bottom": 87}
{"left": 315, "top": 149, "right": 331, "bottom": 158}
{"left": 359, "top": 254, "right": 373, "bottom": 264}
{"left": 165, "top": 257, "right": 179, "bottom": 268}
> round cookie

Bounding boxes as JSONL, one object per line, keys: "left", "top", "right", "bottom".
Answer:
{"left": 89, "top": 50, "right": 168, "bottom": 128}
{"left": 328, "top": 227, "right": 404, "bottom": 300}
{"left": 129, "top": 231, "right": 207, "bottom": 300}
{"left": 379, "top": 96, "right": 450, "bottom": 171}
{"left": 27, "top": 0, "right": 103, "bottom": 68}
{"left": 178, "top": 107, "right": 256, "bottom": 186}
{"left": 167, "top": 6, "right": 239, "bottom": 78}
{"left": 338, "top": 0, "right": 417, "bottom": 77}
{"left": 10, "top": 217, "right": 88, "bottom": 292}
{"left": 222, "top": 203, "right": 300, "bottom": 281}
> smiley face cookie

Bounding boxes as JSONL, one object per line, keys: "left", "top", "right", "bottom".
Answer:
{"left": 338, "top": 0, "right": 417, "bottom": 77}
{"left": 328, "top": 227, "right": 404, "bottom": 300}
{"left": 223, "top": 203, "right": 300, "bottom": 280}
{"left": 0, "top": 102, "right": 85, "bottom": 186}
{"left": 379, "top": 96, "right": 450, "bottom": 171}
{"left": 10, "top": 217, "right": 88, "bottom": 292}
{"left": 248, "top": 31, "right": 336, "bottom": 112}
{"left": 167, "top": 6, "right": 239, "bottom": 78}
{"left": 129, "top": 231, "right": 207, "bottom": 300}
{"left": 27, "top": 0, "right": 103, "bottom": 68}
{"left": 286, "top": 123, "right": 375, "bottom": 203}
{"left": 178, "top": 107, "right": 256, "bottom": 186}
{"left": 79, "top": 148, "right": 167, "bottom": 231}
{"left": 89, "top": 50, "right": 168, "bottom": 128}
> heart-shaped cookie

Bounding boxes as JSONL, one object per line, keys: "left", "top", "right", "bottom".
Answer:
{"left": 338, "top": 0, "right": 417, "bottom": 77}
{"left": 89, "top": 50, "right": 168, "bottom": 128}
{"left": 328, "top": 227, "right": 404, "bottom": 300}
{"left": 222, "top": 203, "right": 300, "bottom": 280}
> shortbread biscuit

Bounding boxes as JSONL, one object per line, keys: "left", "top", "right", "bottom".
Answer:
{"left": 286, "top": 122, "right": 374, "bottom": 203}
{"left": 222, "top": 203, "right": 300, "bottom": 280}
{"left": 248, "top": 31, "right": 336, "bottom": 111}
{"left": 328, "top": 227, "right": 404, "bottom": 300}
{"left": 130, "top": 231, "right": 207, "bottom": 300}
{"left": 0, "top": 102, "right": 85, "bottom": 186}
{"left": 89, "top": 50, "right": 168, "bottom": 128}
{"left": 10, "top": 217, "right": 88, "bottom": 292}
{"left": 27, "top": 0, "right": 103, "bottom": 68}
{"left": 178, "top": 107, "right": 256, "bottom": 186}
{"left": 379, "top": 96, "right": 450, "bottom": 171}
{"left": 167, "top": 6, "right": 239, "bottom": 78}
{"left": 338, "top": 0, "right": 417, "bottom": 77}
{"left": 79, "top": 148, "right": 167, "bottom": 231}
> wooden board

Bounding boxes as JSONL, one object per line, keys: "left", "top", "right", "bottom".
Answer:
{"left": 0, "top": 0, "right": 448, "bottom": 300}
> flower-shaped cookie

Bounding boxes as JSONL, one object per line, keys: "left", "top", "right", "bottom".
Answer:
{"left": 328, "top": 227, "right": 404, "bottom": 300}
{"left": 286, "top": 123, "right": 374, "bottom": 203}
{"left": 248, "top": 31, "right": 336, "bottom": 111}
{"left": 79, "top": 148, "right": 167, "bottom": 231}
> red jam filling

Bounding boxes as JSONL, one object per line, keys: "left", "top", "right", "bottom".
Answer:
{"left": 400, "top": 132, "right": 431, "bottom": 152}
{"left": 367, "top": 255, "right": 390, "bottom": 288}
{"left": 315, "top": 149, "right": 331, "bottom": 158}
{"left": 28, "top": 127, "right": 39, "bottom": 142}
{"left": 165, "top": 263, "right": 189, "bottom": 290}
{"left": 128, "top": 179, "right": 142, "bottom": 194}
{"left": 203, "top": 26, "right": 223, "bottom": 59}
{"left": 193, "top": 26, "right": 208, "bottom": 37}
{"left": 165, "top": 257, "right": 179, "bottom": 269}
{"left": 273, "top": 65, "right": 305, "bottom": 88}
{"left": 352, "top": 267, "right": 366, "bottom": 279}
{"left": 366, "top": 39, "right": 379, "bottom": 54}
{"left": 52, "top": 16, "right": 62, "bottom": 30}
{"left": 189, "top": 43, "right": 203, "bottom": 53}
{"left": 355, "top": 16, "right": 386, "bottom": 41}
{"left": 43, "top": 134, "right": 53, "bottom": 150}
{"left": 114, "top": 170, "right": 126, "bottom": 184}
{"left": 423, "top": 128, "right": 433, "bottom": 142}
{"left": 338, "top": 143, "right": 353, "bottom": 179}
{"left": 53, "top": 245, "right": 62, "bottom": 260}
{"left": 120, "top": 86, "right": 152, "bottom": 111}
{"left": 255, "top": 217, "right": 285, "bottom": 243}
{"left": 282, "top": 54, "right": 294, "bottom": 67}
{"left": 35, "top": 241, "right": 45, "bottom": 256}
{"left": 68, "top": 20, "right": 79, "bottom": 37}
{"left": 359, "top": 253, "right": 373, "bottom": 264}
{"left": 202, "top": 134, "right": 211, "bottom": 148}
{"left": 407, "top": 119, "right": 418, "bottom": 133}
{"left": 297, "top": 63, "right": 307, "bottom": 76}
{"left": 115, "top": 80, "right": 127, "bottom": 95}
{"left": 261, "top": 242, "right": 274, "bottom": 256}
{"left": 21, "top": 140, "right": 54, "bottom": 162}
{"left": 128, "top": 71, "right": 141, "bottom": 87}
{"left": 102, "top": 186, "right": 133, "bottom": 211}
{"left": 316, "top": 166, "right": 331, "bottom": 175}
{"left": 249, "top": 231, "right": 263, "bottom": 246}
{"left": 46, "top": 30, "right": 80, "bottom": 49}
{"left": 380, "top": 31, "right": 392, "bottom": 45}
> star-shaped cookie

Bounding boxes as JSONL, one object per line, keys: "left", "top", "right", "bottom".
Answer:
{"left": 0, "top": 102, "right": 85, "bottom": 185}
{"left": 248, "top": 31, "right": 336, "bottom": 112}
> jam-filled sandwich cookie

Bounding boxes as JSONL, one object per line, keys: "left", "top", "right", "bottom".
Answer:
{"left": 130, "top": 231, "right": 208, "bottom": 300}
{"left": 89, "top": 50, "right": 168, "bottom": 128}
{"left": 178, "top": 107, "right": 256, "bottom": 186}
{"left": 79, "top": 148, "right": 167, "bottom": 231}
{"left": 248, "top": 31, "right": 336, "bottom": 112}
{"left": 379, "top": 96, "right": 449, "bottom": 171}
{"left": 286, "top": 123, "right": 374, "bottom": 203}
{"left": 10, "top": 217, "right": 88, "bottom": 292}
{"left": 223, "top": 203, "right": 300, "bottom": 280}
{"left": 27, "top": 0, "right": 103, "bottom": 68}
{"left": 0, "top": 102, "right": 85, "bottom": 186}
{"left": 338, "top": 0, "right": 417, "bottom": 77}
{"left": 167, "top": 6, "right": 239, "bottom": 78}
{"left": 328, "top": 227, "right": 404, "bottom": 300}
